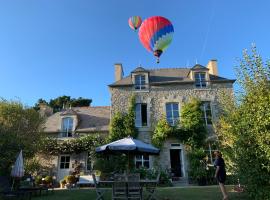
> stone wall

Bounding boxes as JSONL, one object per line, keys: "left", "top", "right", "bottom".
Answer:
{"left": 109, "top": 82, "right": 234, "bottom": 177}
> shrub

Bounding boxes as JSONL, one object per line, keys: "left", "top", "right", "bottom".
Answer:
{"left": 65, "top": 175, "right": 76, "bottom": 184}
{"left": 44, "top": 176, "right": 53, "bottom": 185}
{"left": 34, "top": 175, "right": 42, "bottom": 185}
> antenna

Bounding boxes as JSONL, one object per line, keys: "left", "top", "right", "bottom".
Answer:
{"left": 195, "top": 58, "right": 198, "bottom": 64}
{"left": 186, "top": 60, "right": 190, "bottom": 67}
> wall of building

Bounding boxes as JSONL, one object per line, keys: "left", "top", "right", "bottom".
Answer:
{"left": 109, "top": 82, "right": 234, "bottom": 176}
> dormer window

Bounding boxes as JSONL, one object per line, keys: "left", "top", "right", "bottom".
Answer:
{"left": 134, "top": 75, "right": 146, "bottom": 90}
{"left": 195, "top": 72, "right": 207, "bottom": 88}
{"left": 61, "top": 117, "right": 73, "bottom": 137}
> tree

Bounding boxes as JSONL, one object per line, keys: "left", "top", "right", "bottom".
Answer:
{"left": 0, "top": 99, "right": 44, "bottom": 175}
{"left": 217, "top": 46, "right": 270, "bottom": 199}
{"left": 33, "top": 96, "right": 92, "bottom": 112}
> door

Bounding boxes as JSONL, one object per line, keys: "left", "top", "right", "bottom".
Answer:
{"left": 57, "top": 155, "right": 71, "bottom": 181}
{"left": 170, "top": 149, "right": 182, "bottom": 177}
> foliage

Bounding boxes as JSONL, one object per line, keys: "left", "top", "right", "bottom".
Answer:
{"left": 65, "top": 175, "right": 76, "bottom": 184}
{"left": 33, "top": 96, "right": 92, "bottom": 112}
{"left": 0, "top": 99, "right": 44, "bottom": 175}
{"left": 188, "top": 149, "right": 208, "bottom": 185}
{"left": 40, "top": 134, "right": 104, "bottom": 155}
{"left": 35, "top": 175, "right": 42, "bottom": 185}
{"left": 44, "top": 176, "right": 53, "bottom": 184}
{"left": 217, "top": 46, "right": 270, "bottom": 199}
{"left": 24, "top": 158, "right": 43, "bottom": 176}
{"left": 152, "top": 98, "right": 207, "bottom": 148}
{"left": 152, "top": 117, "right": 174, "bottom": 148}
{"left": 180, "top": 98, "right": 207, "bottom": 148}
{"left": 109, "top": 95, "right": 137, "bottom": 141}
{"left": 93, "top": 154, "right": 129, "bottom": 174}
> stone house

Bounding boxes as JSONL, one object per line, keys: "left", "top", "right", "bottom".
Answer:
{"left": 43, "top": 106, "right": 110, "bottom": 181}
{"left": 109, "top": 60, "right": 234, "bottom": 182}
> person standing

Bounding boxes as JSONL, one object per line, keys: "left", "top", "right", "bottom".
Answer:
{"left": 214, "top": 151, "right": 228, "bottom": 200}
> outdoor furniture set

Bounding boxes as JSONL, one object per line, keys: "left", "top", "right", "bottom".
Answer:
{"left": 94, "top": 172, "right": 160, "bottom": 200}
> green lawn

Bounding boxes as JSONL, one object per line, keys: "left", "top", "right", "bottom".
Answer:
{"left": 33, "top": 186, "right": 249, "bottom": 200}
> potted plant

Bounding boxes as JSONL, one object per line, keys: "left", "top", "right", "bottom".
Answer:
{"left": 65, "top": 175, "right": 76, "bottom": 189}
{"left": 60, "top": 179, "right": 66, "bottom": 188}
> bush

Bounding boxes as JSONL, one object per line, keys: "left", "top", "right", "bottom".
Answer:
{"left": 35, "top": 175, "right": 42, "bottom": 185}
{"left": 65, "top": 175, "right": 76, "bottom": 184}
{"left": 44, "top": 176, "right": 53, "bottom": 185}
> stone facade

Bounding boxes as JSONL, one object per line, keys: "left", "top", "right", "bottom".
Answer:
{"left": 109, "top": 64, "right": 234, "bottom": 179}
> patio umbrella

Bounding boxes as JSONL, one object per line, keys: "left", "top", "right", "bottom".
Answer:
{"left": 96, "top": 137, "right": 160, "bottom": 155}
{"left": 96, "top": 137, "right": 160, "bottom": 170}
{"left": 11, "top": 150, "right": 24, "bottom": 190}
{"left": 11, "top": 150, "right": 24, "bottom": 178}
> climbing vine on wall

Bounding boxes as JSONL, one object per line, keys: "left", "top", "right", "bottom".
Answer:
{"left": 108, "top": 95, "right": 138, "bottom": 141}
{"left": 40, "top": 134, "right": 104, "bottom": 156}
{"left": 152, "top": 98, "right": 207, "bottom": 148}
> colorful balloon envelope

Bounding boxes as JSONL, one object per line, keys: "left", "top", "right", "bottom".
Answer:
{"left": 128, "top": 16, "right": 142, "bottom": 31}
{"left": 139, "top": 16, "right": 174, "bottom": 63}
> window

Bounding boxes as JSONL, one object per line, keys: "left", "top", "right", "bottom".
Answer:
{"left": 201, "top": 101, "right": 212, "bottom": 125}
{"left": 61, "top": 117, "right": 73, "bottom": 137}
{"left": 60, "top": 155, "right": 70, "bottom": 169}
{"left": 134, "top": 75, "right": 146, "bottom": 90}
{"left": 135, "top": 155, "right": 149, "bottom": 168}
{"left": 166, "top": 103, "right": 179, "bottom": 126}
{"left": 195, "top": 72, "right": 207, "bottom": 88}
{"left": 135, "top": 103, "right": 147, "bottom": 127}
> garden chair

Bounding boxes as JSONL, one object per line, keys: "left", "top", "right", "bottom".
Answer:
{"left": 127, "top": 173, "right": 142, "bottom": 200}
{"left": 92, "top": 174, "right": 106, "bottom": 200}
{"left": 145, "top": 172, "right": 160, "bottom": 200}
{"left": 112, "top": 174, "right": 128, "bottom": 199}
{"left": 0, "top": 176, "right": 31, "bottom": 200}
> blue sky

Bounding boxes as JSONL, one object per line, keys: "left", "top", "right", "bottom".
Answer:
{"left": 0, "top": 0, "right": 270, "bottom": 106}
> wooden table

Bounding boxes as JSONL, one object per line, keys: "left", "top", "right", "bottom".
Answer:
{"left": 99, "top": 179, "right": 158, "bottom": 200}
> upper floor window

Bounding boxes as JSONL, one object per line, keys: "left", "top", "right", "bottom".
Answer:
{"left": 135, "top": 155, "right": 149, "bottom": 169}
{"left": 135, "top": 103, "right": 148, "bottom": 127}
{"left": 166, "top": 103, "right": 179, "bottom": 126}
{"left": 201, "top": 101, "right": 212, "bottom": 125}
{"left": 134, "top": 75, "right": 146, "bottom": 90}
{"left": 195, "top": 72, "right": 207, "bottom": 88}
{"left": 61, "top": 117, "right": 73, "bottom": 137}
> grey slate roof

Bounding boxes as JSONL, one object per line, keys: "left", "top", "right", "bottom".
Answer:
{"left": 44, "top": 106, "right": 110, "bottom": 133}
{"left": 109, "top": 66, "right": 235, "bottom": 87}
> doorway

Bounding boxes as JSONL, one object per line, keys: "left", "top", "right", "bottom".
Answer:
{"left": 170, "top": 149, "right": 182, "bottom": 178}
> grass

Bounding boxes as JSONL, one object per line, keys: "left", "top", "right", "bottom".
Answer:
{"left": 33, "top": 186, "right": 249, "bottom": 200}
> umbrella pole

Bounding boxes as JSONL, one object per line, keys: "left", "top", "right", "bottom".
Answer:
{"left": 11, "top": 178, "right": 15, "bottom": 191}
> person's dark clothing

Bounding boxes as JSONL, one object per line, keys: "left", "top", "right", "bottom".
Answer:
{"left": 214, "top": 157, "right": 226, "bottom": 183}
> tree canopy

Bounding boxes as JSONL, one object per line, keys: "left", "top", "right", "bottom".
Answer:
{"left": 34, "top": 96, "right": 92, "bottom": 112}
{"left": 0, "top": 99, "right": 44, "bottom": 175}
{"left": 217, "top": 46, "right": 270, "bottom": 199}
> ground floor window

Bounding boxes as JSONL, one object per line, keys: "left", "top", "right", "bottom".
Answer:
{"left": 60, "top": 155, "right": 70, "bottom": 169}
{"left": 135, "top": 155, "right": 149, "bottom": 168}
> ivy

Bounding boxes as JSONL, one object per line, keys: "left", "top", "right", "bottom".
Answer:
{"left": 108, "top": 95, "right": 137, "bottom": 141}
{"left": 152, "top": 98, "right": 207, "bottom": 148}
{"left": 40, "top": 134, "right": 104, "bottom": 156}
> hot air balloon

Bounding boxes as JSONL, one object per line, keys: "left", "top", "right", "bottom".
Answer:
{"left": 138, "top": 16, "right": 174, "bottom": 63}
{"left": 128, "top": 16, "right": 142, "bottom": 31}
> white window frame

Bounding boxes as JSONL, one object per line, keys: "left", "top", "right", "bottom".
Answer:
{"left": 201, "top": 101, "right": 212, "bottom": 125}
{"left": 135, "top": 103, "right": 148, "bottom": 127}
{"left": 166, "top": 103, "right": 179, "bottom": 126}
{"left": 135, "top": 155, "right": 150, "bottom": 169}
{"left": 59, "top": 155, "right": 70, "bottom": 169}
{"left": 61, "top": 117, "right": 73, "bottom": 137}
{"left": 195, "top": 72, "right": 207, "bottom": 88}
{"left": 134, "top": 75, "right": 146, "bottom": 90}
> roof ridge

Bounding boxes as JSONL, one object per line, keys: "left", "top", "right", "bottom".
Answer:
{"left": 73, "top": 106, "right": 110, "bottom": 109}
{"left": 147, "top": 67, "right": 191, "bottom": 71}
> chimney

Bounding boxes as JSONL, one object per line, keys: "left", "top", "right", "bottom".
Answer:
{"left": 207, "top": 59, "right": 218, "bottom": 76}
{"left": 39, "top": 103, "right": 53, "bottom": 117}
{"left": 114, "top": 63, "right": 123, "bottom": 82}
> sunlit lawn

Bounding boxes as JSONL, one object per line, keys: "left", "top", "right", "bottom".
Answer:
{"left": 33, "top": 186, "right": 249, "bottom": 200}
